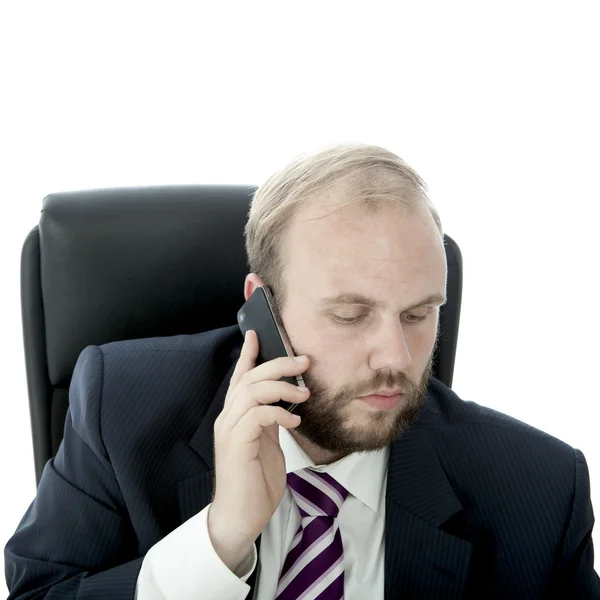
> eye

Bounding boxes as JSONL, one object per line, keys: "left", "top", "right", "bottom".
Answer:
{"left": 332, "top": 312, "right": 430, "bottom": 325}
{"left": 404, "top": 313, "right": 428, "bottom": 324}
{"left": 332, "top": 315, "right": 365, "bottom": 325}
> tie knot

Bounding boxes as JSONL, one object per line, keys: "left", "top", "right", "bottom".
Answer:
{"left": 287, "top": 469, "right": 349, "bottom": 519}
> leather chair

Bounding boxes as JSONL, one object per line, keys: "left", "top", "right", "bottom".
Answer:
{"left": 20, "top": 185, "right": 463, "bottom": 485}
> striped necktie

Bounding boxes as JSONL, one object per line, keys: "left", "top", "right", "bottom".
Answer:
{"left": 275, "top": 468, "right": 350, "bottom": 600}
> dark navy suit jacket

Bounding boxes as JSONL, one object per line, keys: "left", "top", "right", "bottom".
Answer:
{"left": 5, "top": 325, "right": 600, "bottom": 599}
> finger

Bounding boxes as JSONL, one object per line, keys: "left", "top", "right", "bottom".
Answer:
{"left": 240, "top": 354, "right": 310, "bottom": 388}
{"left": 227, "top": 330, "right": 259, "bottom": 404}
{"left": 222, "top": 380, "right": 310, "bottom": 430}
{"left": 235, "top": 405, "right": 302, "bottom": 445}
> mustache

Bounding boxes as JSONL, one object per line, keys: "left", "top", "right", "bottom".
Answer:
{"left": 305, "top": 370, "right": 417, "bottom": 403}
{"left": 342, "top": 374, "right": 416, "bottom": 401}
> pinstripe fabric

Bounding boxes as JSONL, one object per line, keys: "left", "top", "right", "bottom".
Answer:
{"left": 4, "top": 325, "right": 600, "bottom": 599}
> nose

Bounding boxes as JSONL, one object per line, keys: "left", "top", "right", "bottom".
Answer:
{"left": 367, "top": 319, "right": 412, "bottom": 373}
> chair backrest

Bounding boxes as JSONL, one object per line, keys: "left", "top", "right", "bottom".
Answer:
{"left": 21, "top": 185, "right": 463, "bottom": 484}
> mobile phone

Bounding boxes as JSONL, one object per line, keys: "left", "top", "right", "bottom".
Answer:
{"left": 237, "top": 286, "right": 307, "bottom": 413}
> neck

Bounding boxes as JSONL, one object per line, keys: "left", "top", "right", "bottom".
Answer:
{"left": 288, "top": 429, "right": 347, "bottom": 466}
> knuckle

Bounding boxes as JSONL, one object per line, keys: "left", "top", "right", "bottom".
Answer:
{"left": 241, "top": 405, "right": 259, "bottom": 424}
{"left": 238, "top": 370, "right": 251, "bottom": 386}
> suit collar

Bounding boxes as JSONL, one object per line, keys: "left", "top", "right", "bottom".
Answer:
{"left": 178, "top": 341, "right": 262, "bottom": 592}
{"left": 177, "top": 342, "right": 239, "bottom": 525}
{"left": 188, "top": 344, "right": 240, "bottom": 468}
{"left": 386, "top": 405, "right": 463, "bottom": 527}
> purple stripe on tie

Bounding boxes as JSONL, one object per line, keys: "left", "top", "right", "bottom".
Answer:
{"left": 312, "top": 570, "right": 344, "bottom": 600}
{"left": 297, "top": 470, "right": 346, "bottom": 506}
{"left": 279, "top": 517, "right": 333, "bottom": 580}
{"left": 288, "top": 472, "right": 340, "bottom": 516}
{"left": 301, "top": 470, "right": 349, "bottom": 514}
{"left": 303, "top": 558, "right": 344, "bottom": 600}
{"left": 292, "top": 490, "right": 329, "bottom": 518}
{"left": 277, "top": 526, "right": 337, "bottom": 594}
{"left": 311, "top": 470, "right": 349, "bottom": 502}
{"left": 276, "top": 469, "right": 349, "bottom": 600}
{"left": 277, "top": 528, "right": 344, "bottom": 599}
{"left": 287, "top": 524, "right": 303, "bottom": 554}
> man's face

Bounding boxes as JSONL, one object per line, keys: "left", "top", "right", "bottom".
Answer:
{"left": 269, "top": 194, "right": 447, "bottom": 456}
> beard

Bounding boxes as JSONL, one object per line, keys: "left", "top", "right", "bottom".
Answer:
{"left": 292, "top": 352, "right": 434, "bottom": 456}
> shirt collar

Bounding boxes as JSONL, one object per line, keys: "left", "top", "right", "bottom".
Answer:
{"left": 279, "top": 426, "right": 389, "bottom": 513}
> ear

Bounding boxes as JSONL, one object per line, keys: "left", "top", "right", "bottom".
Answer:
{"left": 244, "top": 273, "right": 266, "bottom": 301}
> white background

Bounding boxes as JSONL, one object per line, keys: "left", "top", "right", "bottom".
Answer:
{"left": 1, "top": 1, "right": 598, "bottom": 595}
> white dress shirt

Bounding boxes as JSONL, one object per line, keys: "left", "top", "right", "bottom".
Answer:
{"left": 136, "top": 428, "right": 390, "bottom": 599}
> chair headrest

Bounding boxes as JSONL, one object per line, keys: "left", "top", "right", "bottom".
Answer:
{"left": 40, "top": 185, "right": 256, "bottom": 385}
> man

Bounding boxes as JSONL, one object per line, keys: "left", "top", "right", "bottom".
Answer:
{"left": 5, "top": 144, "right": 599, "bottom": 599}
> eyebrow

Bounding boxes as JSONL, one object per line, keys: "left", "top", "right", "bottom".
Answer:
{"left": 318, "top": 292, "right": 447, "bottom": 312}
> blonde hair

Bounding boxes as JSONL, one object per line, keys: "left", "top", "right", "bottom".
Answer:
{"left": 244, "top": 143, "right": 443, "bottom": 308}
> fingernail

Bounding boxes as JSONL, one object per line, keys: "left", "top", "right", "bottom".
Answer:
{"left": 294, "top": 355, "right": 307, "bottom": 362}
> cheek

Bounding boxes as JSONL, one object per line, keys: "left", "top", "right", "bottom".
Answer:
{"left": 313, "top": 337, "right": 366, "bottom": 391}
{"left": 406, "top": 322, "right": 439, "bottom": 366}
{"left": 286, "top": 311, "right": 341, "bottom": 351}
{"left": 292, "top": 322, "right": 361, "bottom": 386}
{"left": 310, "top": 319, "right": 365, "bottom": 363}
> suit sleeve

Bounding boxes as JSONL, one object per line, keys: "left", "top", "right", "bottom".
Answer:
{"left": 549, "top": 448, "right": 600, "bottom": 598}
{"left": 4, "top": 345, "right": 143, "bottom": 599}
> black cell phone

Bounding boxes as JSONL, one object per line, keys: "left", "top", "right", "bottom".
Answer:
{"left": 237, "top": 286, "right": 307, "bottom": 413}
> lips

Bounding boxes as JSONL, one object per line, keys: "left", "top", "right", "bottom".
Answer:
{"left": 360, "top": 389, "right": 404, "bottom": 398}
{"left": 359, "top": 392, "right": 405, "bottom": 410}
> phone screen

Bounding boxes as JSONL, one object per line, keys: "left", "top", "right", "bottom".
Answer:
{"left": 237, "top": 286, "right": 306, "bottom": 412}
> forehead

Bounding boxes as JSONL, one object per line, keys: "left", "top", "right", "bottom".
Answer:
{"left": 282, "top": 196, "right": 447, "bottom": 300}
{"left": 289, "top": 194, "right": 444, "bottom": 265}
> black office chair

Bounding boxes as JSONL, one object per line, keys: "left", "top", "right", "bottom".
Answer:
{"left": 20, "top": 185, "right": 463, "bottom": 485}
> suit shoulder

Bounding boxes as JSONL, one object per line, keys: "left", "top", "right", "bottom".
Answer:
{"left": 74, "top": 324, "right": 242, "bottom": 426}
{"left": 75, "top": 326, "right": 242, "bottom": 462}
{"left": 97, "top": 324, "right": 242, "bottom": 359}
{"left": 424, "top": 377, "right": 574, "bottom": 456}
{"left": 423, "top": 379, "right": 582, "bottom": 529}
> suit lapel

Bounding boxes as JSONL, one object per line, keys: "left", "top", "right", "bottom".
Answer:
{"left": 177, "top": 354, "right": 236, "bottom": 523}
{"left": 176, "top": 342, "right": 263, "bottom": 597}
{"left": 384, "top": 417, "right": 473, "bottom": 599}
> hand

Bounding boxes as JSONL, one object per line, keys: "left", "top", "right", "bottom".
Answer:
{"left": 207, "top": 329, "right": 310, "bottom": 572}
